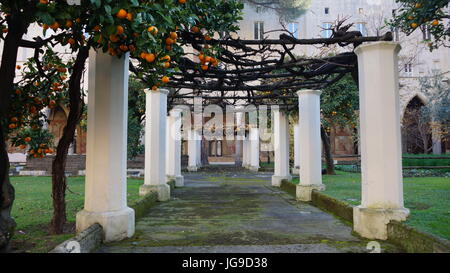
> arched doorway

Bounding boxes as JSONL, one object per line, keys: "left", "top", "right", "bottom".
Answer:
{"left": 401, "top": 96, "right": 431, "bottom": 154}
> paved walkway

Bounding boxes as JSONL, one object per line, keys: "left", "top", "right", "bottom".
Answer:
{"left": 99, "top": 171, "right": 399, "bottom": 253}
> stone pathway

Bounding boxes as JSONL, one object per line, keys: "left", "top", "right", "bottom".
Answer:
{"left": 99, "top": 171, "right": 399, "bottom": 253}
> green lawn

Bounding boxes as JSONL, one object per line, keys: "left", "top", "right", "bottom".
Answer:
{"left": 10, "top": 176, "right": 144, "bottom": 253}
{"left": 292, "top": 171, "right": 450, "bottom": 241}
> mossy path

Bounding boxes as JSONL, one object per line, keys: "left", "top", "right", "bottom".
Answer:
{"left": 99, "top": 172, "right": 400, "bottom": 253}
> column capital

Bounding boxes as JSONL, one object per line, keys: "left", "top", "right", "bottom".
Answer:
{"left": 145, "top": 88, "right": 170, "bottom": 95}
{"left": 297, "top": 89, "right": 322, "bottom": 97}
{"left": 354, "top": 41, "right": 401, "bottom": 56}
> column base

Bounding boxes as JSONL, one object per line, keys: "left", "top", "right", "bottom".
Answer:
{"left": 139, "top": 184, "right": 171, "bottom": 201}
{"left": 187, "top": 166, "right": 198, "bottom": 172}
{"left": 353, "top": 206, "right": 410, "bottom": 240}
{"left": 168, "top": 175, "right": 184, "bottom": 187}
{"left": 76, "top": 207, "right": 135, "bottom": 243}
{"left": 271, "top": 175, "right": 292, "bottom": 187}
{"left": 291, "top": 167, "right": 300, "bottom": 175}
{"left": 248, "top": 166, "right": 259, "bottom": 172}
{"left": 296, "top": 184, "right": 326, "bottom": 202}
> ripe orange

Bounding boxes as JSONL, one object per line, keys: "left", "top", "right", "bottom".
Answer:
{"left": 411, "top": 22, "right": 418, "bottom": 28}
{"left": 191, "top": 26, "right": 200, "bottom": 33}
{"left": 8, "top": 124, "right": 16, "bottom": 129}
{"left": 11, "top": 117, "right": 18, "bottom": 122}
{"left": 147, "top": 26, "right": 158, "bottom": 35}
{"left": 204, "top": 34, "right": 211, "bottom": 41}
{"left": 201, "top": 65, "right": 208, "bottom": 71}
{"left": 126, "top": 13, "right": 133, "bottom": 21}
{"left": 140, "top": 52, "right": 147, "bottom": 59}
{"left": 119, "top": 45, "right": 128, "bottom": 51}
{"left": 161, "top": 55, "right": 171, "bottom": 62}
{"left": 432, "top": 19, "right": 440, "bottom": 26}
{"left": 116, "top": 9, "right": 128, "bottom": 19}
{"left": 39, "top": 0, "right": 49, "bottom": 4}
{"left": 19, "top": 144, "right": 26, "bottom": 149}
{"left": 163, "top": 62, "right": 170, "bottom": 68}
{"left": 116, "top": 25, "right": 124, "bottom": 35}
{"left": 170, "top": 32, "right": 178, "bottom": 40}
{"left": 24, "top": 137, "right": 32, "bottom": 143}
{"left": 165, "top": 37, "right": 174, "bottom": 45}
{"left": 50, "top": 22, "right": 60, "bottom": 30}
{"left": 178, "top": 0, "right": 186, "bottom": 3}
{"left": 161, "top": 76, "right": 170, "bottom": 83}
{"left": 145, "top": 53, "right": 156, "bottom": 63}
{"left": 415, "top": 3, "right": 422, "bottom": 9}
{"left": 16, "top": 65, "right": 21, "bottom": 70}
{"left": 65, "top": 20, "right": 73, "bottom": 28}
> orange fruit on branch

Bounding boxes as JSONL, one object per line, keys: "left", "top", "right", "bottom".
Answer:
{"left": 116, "top": 9, "right": 128, "bottom": 19}
{"left": 145, "top": 53, "right": 156, "bottom": 63}
{"left": 161, "top": 76, "right": 170, "bottom": 83}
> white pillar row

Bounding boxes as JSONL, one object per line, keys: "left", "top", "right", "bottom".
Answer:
{"left": 292, "top": 122, "right": 300, "bottom": 175}
{"left": 353, "top": 42, "right": 409, "bottom": 240}
{"left": 166, "top": 109, "right": 184, "bottom": 187}
{"left": 272, "top": 109, "right": 292, "bottom": 186}
{"left": 76, "top": 50, "right": 134, "bottom": 242}
{"left": 248, "top": 127, "right": 260, "bottom": 171}
{"left": 187, "top": 130, "right": 199, "bottom": 171}
{"left": 139, "top": 88, "right": 170, "bottom": 201}
{"left": 296, "top": 90, "right": 325, "bottom": 202}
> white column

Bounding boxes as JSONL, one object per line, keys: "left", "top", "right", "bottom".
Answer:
{"left": 272, "top": 109, "right": 292, "bottom": 186}
{"left": 242, "top": 138, "right": 249, "bottom": 168}
{"left": 249, "top": 127, "right": 260, "bottom": 171}
{"left": 235, "top": 112, "right": 244, "bottom": 167}
{"left": 166, "top": 109, "right": 184, "bottom": 187}
{"left": 353, "top": 42, "right": 409, "bottom": 240}
{"left": 76, "top": 50, "right": 134, "bottom": 242}
{"left": 187, "top": 130, "right": 198, "bottom": 171}
{"left": 196, "top": 131, "right": 202, "bottom": 166}
{"left": 296, "top": 90, "right": 325, "bottom": 201}
{"left": 432, "top": 126, "right": 442, "bottom": 155}
{"left": 292, "top": 122, "right": 300, "bottom": 175}
{"left": 139, "top": 89, "right": 170, "bottom": 201}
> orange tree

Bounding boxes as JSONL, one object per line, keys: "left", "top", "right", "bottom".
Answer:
{"left": 0, "top": 0, "right": 243, "bottom": 248}
{"left": 390, "top": 0, "right": 449, "bottom": 50}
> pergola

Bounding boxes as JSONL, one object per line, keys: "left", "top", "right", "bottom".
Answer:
{"left": 76, "top": 25, "right": 409, "bottom": 243}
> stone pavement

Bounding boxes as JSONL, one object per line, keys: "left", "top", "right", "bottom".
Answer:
{"left": 99, "top": 171, "right": 400, "bottom": 253}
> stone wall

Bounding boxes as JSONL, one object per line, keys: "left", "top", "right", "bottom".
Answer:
{"left": 24, "top": 154, "right": 86, "bottom": 175}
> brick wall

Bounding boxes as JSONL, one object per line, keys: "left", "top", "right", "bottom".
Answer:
{"left": 24, "top": 154, "right": 86, "bottom": 175}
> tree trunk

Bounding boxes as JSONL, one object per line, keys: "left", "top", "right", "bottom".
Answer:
{"left": 50, "top": 47, "right": 89, "bottom": 234}
{"left": 0, "top": 15, "right": 26, "bottom": 252}
{"left": 321, "top": 126, "right": 336, "bottom": 175}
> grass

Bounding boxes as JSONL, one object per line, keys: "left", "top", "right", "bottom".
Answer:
{"left": 10, "top": 176, "right": 144, "bottom": 253}
{"left": 292, "top": 171, "right": 450, "bottom": 241}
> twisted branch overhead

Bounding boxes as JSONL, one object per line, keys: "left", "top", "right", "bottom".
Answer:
{"left": 143, "top": 22, "right": 393, "bottom": 107}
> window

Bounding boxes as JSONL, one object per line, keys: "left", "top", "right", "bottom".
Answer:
{"left": 254, "top": 21, "right": 264, "bottom": 40}
{"left": 355, "top": 23, "right": 367, "bottom": 36}
{"left": 404, "top": 63, "right": 413, "bottom": 76}
{"left": 324, "top": 7, "right": 329, "bottom": 14}
{"left": 256, "top": 6, "right": 262, "bottom": 13}
{"left": 288, "top": 22, "right": 300, "bottom": 39}
{"left": 321, "top": 23, "right": 332, "bottom": 38}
